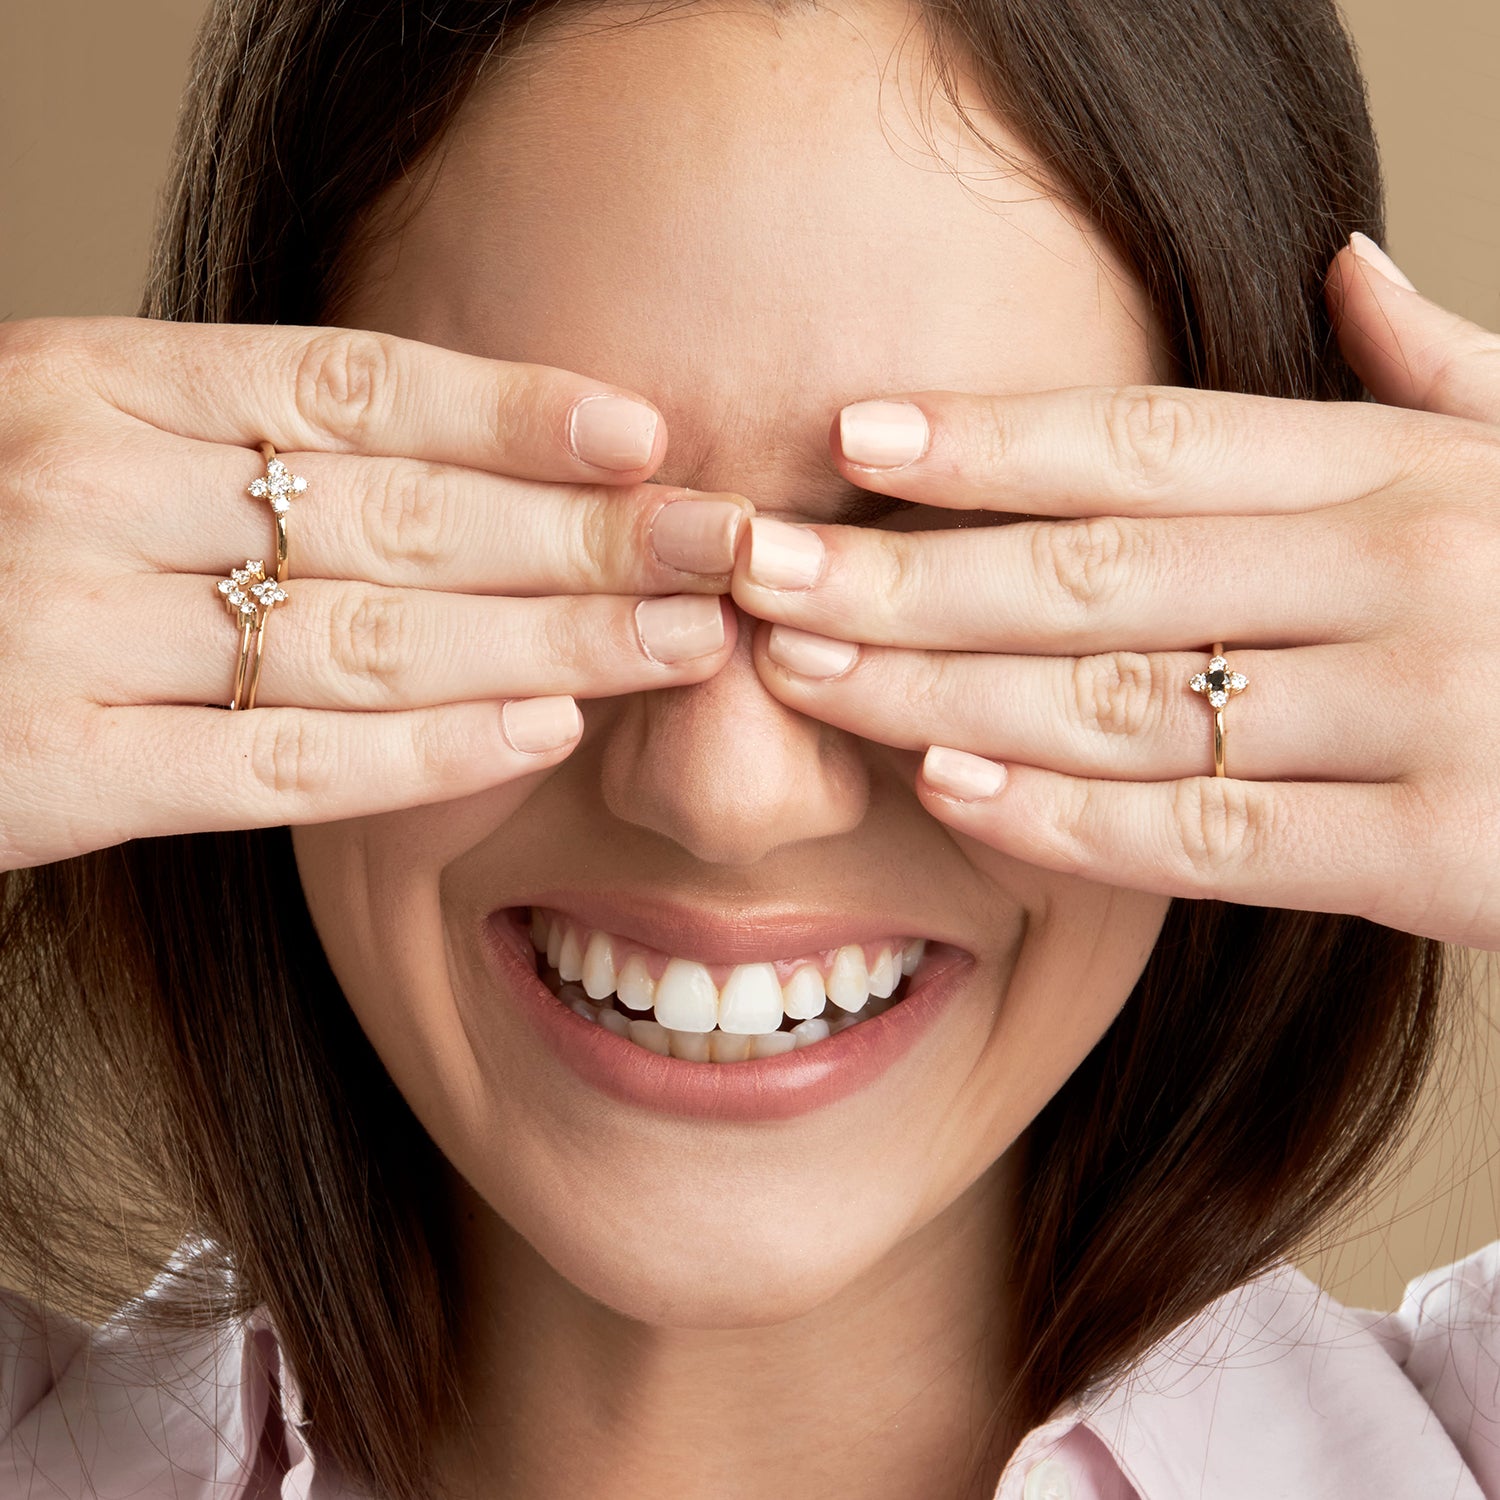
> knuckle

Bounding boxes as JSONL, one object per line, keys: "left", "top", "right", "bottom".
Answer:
{"left": 1037, "top": 516, "right": 1134, "bottom": 618}
{"left": 327, "top": 587, "right": 417, "bottom": 698}
{"left": 965, "top": 398, "right": 1016, "bottom": 475}
{"left": 246, "top": 713, "right": 333, "bottom": 800}
{"left": 534, "top": 597, "right": 592, "bottom": 676}
{"left": 367, "top": 460, "right": 456, "bottom": 573}
{"left": 1102, "top": 386, "right": 1195, "bottom": 493}
{"left": 878, "top": 533, "right": 925, "bottom": 621}
{"left": 293, "top": 330, "right": 395, "bottom": 444}
{"left": 1170, "top": 777, "right": 1259, "bottom": 881}
{"left": 577, "top": 489, "right": 624, "bottom": 591}
{"left": 1071, "top": 651, "right": 1161, "bottom": 739}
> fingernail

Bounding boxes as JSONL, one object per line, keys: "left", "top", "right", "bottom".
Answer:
{"left": 746, "top": 517, "right": 824, "bottom": 590}
{"left": 650, "top": 498, "right": 748, "bottom": 574}
{"left": 766, "top": 624, "right": 858, "bottom": 679}
{"left": 922, "top": 745, "right": 1005, "bottom": 801}
{"left": 568, "top": 394, "right": 660, "bottom": 469}
{"left": 636, "top": 595, "right": 726, "bottom": 664}
{"left": 839, "top": 400, "right": 929, "bottom": 469}
{"left": 503, "top": 695, "right": 583, "bottom": 754}
{"left": 1350, "top": 232, "right": 1417, "bottom": 292}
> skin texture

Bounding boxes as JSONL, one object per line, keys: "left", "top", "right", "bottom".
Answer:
{"left": 292, "top": 1, "right": 1174, "bottom": 1496}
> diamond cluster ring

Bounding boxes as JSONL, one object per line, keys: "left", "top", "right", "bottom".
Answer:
{"left": 218, "top": 443, "right": 306, "bottom": 710}
{"left": 1189, "top": 643, "right": 1248, "bottom": 778}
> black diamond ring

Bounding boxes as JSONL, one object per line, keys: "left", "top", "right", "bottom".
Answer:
{"left": 1189, "top": 643, "right": 1248, "bottom": 778}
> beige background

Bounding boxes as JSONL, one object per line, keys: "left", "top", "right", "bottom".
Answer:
{"left": 2, "top": 2, "right": 1498, "bottom": 1311}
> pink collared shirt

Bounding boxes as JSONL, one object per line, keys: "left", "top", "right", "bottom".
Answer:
{"left": 5, "top": 1239, "right": 1500, "bottom": 1499}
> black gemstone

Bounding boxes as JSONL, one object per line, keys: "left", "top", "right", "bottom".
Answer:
{"left": 1207, "top": 668, "right": 1228, "bottom": 692}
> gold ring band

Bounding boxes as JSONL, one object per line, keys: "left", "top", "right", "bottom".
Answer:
{"left": 219, "top": 558, "right": 287, "bottom": 709}
{"left": 1189, "top": 642, "right": 1249, "bottom": 779}
{"left": 221, "top": 443, "right": 303, "bottom": 709}
{"left": 247, "top": 440, "right": 306, "bottom": 586}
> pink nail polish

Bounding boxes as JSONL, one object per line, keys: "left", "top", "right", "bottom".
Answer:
{"left": 839, "top": 400, "right": 929, "bottom": 468}
{"left": 746, "top": 517, "right": 824, "bottom": 590}
{"left": 766, "top": 625, "right": 858, "bottom": 679}
{"left": 1349, "top": 232, "right": 1417, "bottom": 292}
{"left": 568, "top": 394, "right": 660, "bottom": 469}
{"left": 922, "top": 745, "right": 1005, "bottom": 801}
{"left": 503, "top": 696, "right": 583, "bottom": 754}
{"left": 636, "top": 595, "right": 726, "bottom": 663}
{"left": 649, "top": 498, "right": 746, "bottom": 574}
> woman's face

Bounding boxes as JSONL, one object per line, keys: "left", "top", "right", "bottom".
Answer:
{"left": 293, "top": 0, "right": 1172, "bottom": 1329}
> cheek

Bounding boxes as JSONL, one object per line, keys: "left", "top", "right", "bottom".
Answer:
{"left": 288, "top": 781, "right": 544, "bottom": 1106}
{"left": 931, "top": 856, "right": 1170, "bottom": 1171}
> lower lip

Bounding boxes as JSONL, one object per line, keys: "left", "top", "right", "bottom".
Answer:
{"left": 480, "top": 910, "right": 971, "bottom": 1123}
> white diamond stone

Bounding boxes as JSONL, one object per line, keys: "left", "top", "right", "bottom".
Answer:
{"left": 1190, "top": 673, "right": 1207, "bottom": 692}
{"left": 272, "top": 497, "right": 289, "bottom": 513}
{"left": 248, "top": 478, "right": 268, "bottom": 497}
{"left": 1208, "top": 690, "right": 1228, "bottom": 708}
{"left": 1229, "top": 672, "right": 1248, "bottom": 691}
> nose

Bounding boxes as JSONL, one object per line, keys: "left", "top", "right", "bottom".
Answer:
{"left": 598, "top": 607, "right": 870, "bottom": 866}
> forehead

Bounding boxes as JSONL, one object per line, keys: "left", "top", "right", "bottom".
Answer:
{"left": 340, "top": 0, "right": 1163, "bottom": 498}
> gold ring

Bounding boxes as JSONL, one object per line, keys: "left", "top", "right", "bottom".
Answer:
{"left": 1189, "top": 643, "right": 1248, "bottom": 778}
{"left": 218, "top": 559, "right": 288, "bottom": 710}
{"left": 247, "top": 440, "right": 307, "bottom": 585}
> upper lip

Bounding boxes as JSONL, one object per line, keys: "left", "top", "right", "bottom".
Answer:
{"left": 506, "top": 890, "right": 971, "bottom": 966}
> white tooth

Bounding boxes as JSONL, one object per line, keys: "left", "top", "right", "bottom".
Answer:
{"left": 653, "top": 959, "right": 718, "bottom": 1033}
{"left": 557, "top": 926, "right": 585, "bottom": 983}
{"left": 868, "top": 946, "right": 898, "bottom": 999}
{"left": 666, "top": 1028, "right": 712, "bottom": 1061}
{"left": 626, "top": 1018, "right": 672, "bottom": 1055}
{"left": 582, "top": 931, "right": 618, "bottom": 1001}
{"left": 709, "top": 1030, "right": 753, "bottom": 1062}
{"left": 717, "top": 963, "right": 784, "bottom": 1035}
{"left": 827, "top": 944, "right": 870, "bottom": 1013}
{"left": 546, "top": 918, "right": 563, "bottom": 969}
{"left": 529, "top": 908, "right": 548, "bottom": 951}
{"left": 782, "top": 965, "right": 827, "bottom": 1020}
{"left": 749, "top": 1030, "right": 797, "bottom": 1059}
{"left": 596, "top": 1005, "right": 631, "bottom": 1037}
{"left": 827, "top": 1011, "right": 862, "bottom": 1034}
{"left": 616, "top": 954, "right": 656, "bottom": 1013}
{"left": 569, "top": 998, "right": 599, "bottom": 1023}
{"left": 901, "top": 938, "right": 926, "bottom": 977}
{"left": 790, "top": 1017, "right": 831, "bottom": 1048}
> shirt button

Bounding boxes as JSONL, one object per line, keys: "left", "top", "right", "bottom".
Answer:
{"left": 1022, "top": 1458, "right": 1075, "bottom": 1500}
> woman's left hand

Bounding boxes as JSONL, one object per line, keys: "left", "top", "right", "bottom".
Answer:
{"left": 731, "top": 237, "right": 1500, "bottom": 950}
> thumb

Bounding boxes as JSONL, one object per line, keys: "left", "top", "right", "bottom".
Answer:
{"left": 1326, "top": 233, "right": 1500, "bottom": 424}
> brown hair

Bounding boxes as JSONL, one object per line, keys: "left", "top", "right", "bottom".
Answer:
{"left": 0, "top": 1, "right": 1453, "bottom": 1495}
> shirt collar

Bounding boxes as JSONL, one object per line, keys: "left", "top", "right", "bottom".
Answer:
{"left": 998, "top": 1261, "right": 1487, "bottom": 1500}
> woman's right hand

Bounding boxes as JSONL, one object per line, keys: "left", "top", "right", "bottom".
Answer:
{"left": 0, "top": 316, "right": 747, "bottom": 872}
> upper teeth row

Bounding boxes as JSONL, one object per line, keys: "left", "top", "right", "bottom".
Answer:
{"left": 529, "top": 910, "right": 925, "bottom": 1035}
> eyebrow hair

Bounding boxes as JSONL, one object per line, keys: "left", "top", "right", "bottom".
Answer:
{"left": 825, "top": 486, "right": 918, "bottom": 527}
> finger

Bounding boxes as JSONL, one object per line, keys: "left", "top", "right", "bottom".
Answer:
{"left": 81, "top": 695, "right": 587, "bottom": 842}
{"left": 822, "top": 380, "right": 1483, "bottom": 518}
{"left": 732, "top": 510, "right": 1386, "bottom": 654}
{"left": 1327, "top": 236, "right": 1500, "bottom": 425}
{"left": 96, "top": 576, "right": 734, "bottom": 709}
{"left": 914, "top": 755, "right": 1413, "bottom": 922}
{"left": 120, "top": 432, "right": 752, "bottom": 594}
{"left": 754, "top": 634, "right": 1407, "bottom": 782}
{"left": 54, "top": 315, "right": 672, "bottom": 480}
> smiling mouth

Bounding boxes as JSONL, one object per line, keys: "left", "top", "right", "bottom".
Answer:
{"left": 524, "top": 906, "right": 928, "bottom": 1063}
